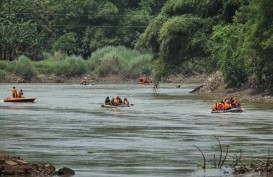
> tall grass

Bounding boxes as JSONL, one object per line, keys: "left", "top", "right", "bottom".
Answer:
{"left": 33, "top": 59, "right": 60, "bottom": 74}
{"left": 0, "top": 60, "right": 14, "bottom": 72}
{"left": 53, "top": 55, "right": 87, "bottom": 77}
{"left": 88, "top": 46, "right": 152, "bottom": 78}
{"left": 33, "top": 55, "right": 88, "bottom": 77}
{"left": 1, "top": 46, "right": 152, "bottom": 81}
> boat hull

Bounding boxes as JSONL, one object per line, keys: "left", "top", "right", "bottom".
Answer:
{"left": 211, "top": 108, "right": 243, "bottom": 113}
{"left": 4, "top": 97, "right": 36, "bottom": 103}
{"left": 101, "top": 104, "right": 130, "bottom": 108}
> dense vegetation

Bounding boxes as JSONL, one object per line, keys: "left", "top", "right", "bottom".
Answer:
{"left": 0, "top": 47, "right": 152, "bottom": 81}
{"left": 137, "top": 0, "right": 273, "bottom": 93}
{"left": 0, "top": 0, "right": 166, "bottom": 60}
{"left": 0, "top": 0, "right": 272, "bottom": 93}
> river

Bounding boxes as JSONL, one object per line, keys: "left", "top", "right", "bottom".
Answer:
{"left": 1, "top": 83, "right": 273, "bottom": 177}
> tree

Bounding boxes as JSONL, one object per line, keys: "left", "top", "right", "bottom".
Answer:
{"left": 137, "top": 0, "right": 247, "bottom": 81}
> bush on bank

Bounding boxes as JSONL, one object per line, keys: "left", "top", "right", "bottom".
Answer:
{"left": 0, "top": 46, "right": 153, "bottom": 82}
{"left": 88, "top": 46, "right": 152, "bottom": 79}
{"left": 14, "top": 56, "right": 37, "bottom": 81}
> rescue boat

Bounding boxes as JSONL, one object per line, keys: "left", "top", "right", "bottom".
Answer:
{"left": 101, "top": 104, "right": 131, "bottom": 108}
{"left": 211, "top": 107, "right": 243, "bottom": 113}
{"left": 3, "top": 97, "right": 36, "bottom": 103}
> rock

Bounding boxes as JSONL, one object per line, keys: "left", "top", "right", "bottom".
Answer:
{"left": 0, "top": 153, "right": 74, "bottom": 176}
{"left": 5, "top": 160, "right": 17, "bottom": 166}
{"left": 55, "top": 167, "right": 75, "bottom": 176}
{"left": 16, "top": 159, "right": 28, "bottom": 165}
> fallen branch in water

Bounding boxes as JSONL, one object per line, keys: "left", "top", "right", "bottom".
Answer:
{"left": 193, "top": 145, "right": 206, "bottom": 169}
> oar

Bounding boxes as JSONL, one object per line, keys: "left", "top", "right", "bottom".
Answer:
{"left": 129, "top": 104, "right": 134, "bottom": 106}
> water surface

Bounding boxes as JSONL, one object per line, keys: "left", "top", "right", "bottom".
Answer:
{"left": 1, "top": 83, "right": 273, "bottom": 177}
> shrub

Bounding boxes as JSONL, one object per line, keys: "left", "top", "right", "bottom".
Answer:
{"left": 88, "top": 46, "right": 152, "bottom": 78}
{"left": 54, "top": 56, "right": 87, "bottom": 77}
{"left": 0, "top": 69, "right": 7, "bottom": 79}
{"left": 13, "top": 56, "right": 36, "bottom": 80}
{"left": 33, "top": 60, "right": 59, "bottom": 74}
{"left": 0, "top": 60, "right": 14, "bottom": 72}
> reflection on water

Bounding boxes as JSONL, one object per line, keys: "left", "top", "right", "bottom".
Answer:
{"left": 1, "top": 83, "right": 273, "bottom": 177}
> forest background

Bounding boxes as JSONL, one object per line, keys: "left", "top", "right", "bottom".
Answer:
{"left": 0, "top": 0, "right": 272, "bottom": 94}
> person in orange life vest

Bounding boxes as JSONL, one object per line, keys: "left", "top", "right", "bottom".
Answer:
{"left": 236, "top": 102, "right": 241, "bottom": 108}
{"left": 217, "top": 102, "right": 223, "bottom": 110}
{"left": 18, "top": 89, "right": 24, "bottom": 98}
{"left": 113, "top": 96, "right": 122, "bottom": 105}
{"left": 223, "top": 101, "right": 230, "bottom": 110}
{"left": 222, "top": 97, "right": 229, "bottom": 110}
{"left": 212, "top": 103, "right": 218, "bottom": 111}
{"left": 12, "top": 86, "right": 18, "bottom": 98}
{"left": 123, "top": 98, "right": 129, "bottom": 105}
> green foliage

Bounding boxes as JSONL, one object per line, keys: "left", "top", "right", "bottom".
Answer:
{"left": 0, "top": 69, "right": 7, "bottom": 79}
{"left": 0, "top": 61, "right": 9, "bottom": 70}
{"left": 53, "top": 33, "right": 77, "bottom": 55}
{"left": 13, "top": 56, "right": 36, "bottom": 80}
{"left": 151, "top": 59, "right": 167, "bottom": 82}
{"left": 88, "top": 46, "right": 152, "bottom": 78}
{"left": 209, "top": 24, "right": 250, "bottom": 87}
{"left": 136, "top": 15, "right": 168, "bottom": 55}
{"left": 138, "top": 0, "right": 258, "bottom": 89}
{"left": 0, "top": 0, "right": 167, "bottom": 60}
{"left": 33, "top": 59, "right": 59, "bottom": 74}
{"left": 159, "top": 15, "right": 208, "bottom": 64}
{"left": 1, "top": 0, "right": 273, "bottom": 93}
{"left": 54, "top": 56, "right": 87, "bottom": 77}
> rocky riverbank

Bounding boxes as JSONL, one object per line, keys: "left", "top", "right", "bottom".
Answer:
{"left": 0, "top": 153, "right": 74, "bottom": 176}
{"left": 189, "top": 72, "right": 273, "bottom": 103}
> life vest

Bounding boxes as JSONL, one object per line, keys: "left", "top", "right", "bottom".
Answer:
{"left": 213, "top": 103, "right": 217, "bottom": 111}
{"left": 12, "top": 89, "right": 17, "bottom": 98}
{"left": 217, "top": 103, "right": 223, "bottom": 110}
{"left": 114, "top": 98, "right": 119, "bottom": 105}
{"left": 223, "top": 102, "right": 230, "bottom": 110}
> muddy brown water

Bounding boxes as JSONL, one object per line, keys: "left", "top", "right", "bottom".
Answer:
{"left": 1, "top": 83, "right": 273, "bottom": 177}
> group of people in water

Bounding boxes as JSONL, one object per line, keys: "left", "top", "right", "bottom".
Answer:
{"left": 11, "top": 86, "right": 24, "bottom": 98}
{"left": 104, "top": 96, "right": 129, "bottom": 106}
{"left": 212, "top": 97, "right": 241, "bottom": 111}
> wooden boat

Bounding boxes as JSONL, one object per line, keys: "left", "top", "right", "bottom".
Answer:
{"left": 101, "top": 104, "right": 131, "bottom": 108}
{"left": 211, "top": 107, "right": 243, "bottom": 113}
{"left": 3, "top": 97, "right": 36, "bottom": 103}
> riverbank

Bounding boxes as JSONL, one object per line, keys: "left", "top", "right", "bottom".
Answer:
{"left": 193, "top": 72, "right": 273, "bottom": 103}
{"left": 2, "top": 73, "right": 273, "bottom": 103}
